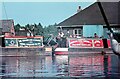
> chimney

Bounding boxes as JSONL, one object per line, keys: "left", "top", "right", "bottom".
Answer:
{"left": 77, "top": 6, "right": 82, "bottom": 13}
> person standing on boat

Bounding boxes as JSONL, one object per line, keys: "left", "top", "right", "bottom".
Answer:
{"left": 66, "top": 30, "right": 70, "bottom": 37}
{"left": 94, "top": 33, "right": 98, "bottom": 38}
{"left": 56, "top": 35, "right": 61, "bottom": 47}
{"left": 56, "top": 32, "right": 66, "bottom": 47}
{"left": 56, "top": 32, "right": 63, "bottom": 47}
{"left": 60, "top": 32, "right": 64, "bottom": 38}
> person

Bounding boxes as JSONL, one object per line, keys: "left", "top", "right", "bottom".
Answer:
{"left": 66, "top": 30, "right": 70, "bottom": 37}
{"left": 94, "top": 33, "right": 98, "bottom": 38}
{"left": 60, "top": 32, "right": 64, "bottom": 37}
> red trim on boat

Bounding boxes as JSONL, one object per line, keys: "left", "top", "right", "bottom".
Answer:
{"left": 55, "top": 51, "right": 68, "bottom": 55}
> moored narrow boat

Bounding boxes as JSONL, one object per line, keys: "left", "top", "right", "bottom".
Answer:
{"left": 54, "top": 48, "right": 68, "bottom": 55}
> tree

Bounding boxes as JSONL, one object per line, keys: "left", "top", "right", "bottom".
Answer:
{"left": 14, "top": 22, "right": 58, "bottom": 37}
{"left": 25, "top": 24, "right": 32, "bottom": 36}
{"left": 14, "top": 24, "right": 21, "bottom": 36}
{"left": 14, "top": 24, "right": 20, "bottom": 32}
{"left": 36, "top": 23, "right": 44, "bottom": 36}
{"left": 43, "top": 23, "right": 58, "bottom": 38}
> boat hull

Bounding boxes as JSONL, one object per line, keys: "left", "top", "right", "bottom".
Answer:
{"left": 54, "top": 48, "right": 68, "bottom": 55}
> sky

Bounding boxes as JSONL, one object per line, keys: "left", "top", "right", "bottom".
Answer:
{"left": 1, "top": 2, "right": 94, "bottom": 27}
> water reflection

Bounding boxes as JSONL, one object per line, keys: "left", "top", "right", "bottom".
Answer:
{"left": 0, "top": 52, "right": 120, "bottom": 78}
{"left": 69, "top": 54, "right": 104, "bottom": 77}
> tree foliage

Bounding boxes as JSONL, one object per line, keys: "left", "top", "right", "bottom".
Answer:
{"left": 14, "top": 23, "right": 58, "bottom": 37}
{"left": 14, "top": 23, "right": 20, "bottom": 32}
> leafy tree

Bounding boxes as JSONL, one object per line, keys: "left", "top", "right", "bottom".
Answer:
{"left": 14, "top": 24, "right": 20, "bottom": 32}
{"left": 25, "top": 24, "right": 33, "bottom": 31}
{"left": 35, "top": 23, "right": 44, "bottom": 36}
{"left": 25, "top": 24, "right": 33, "bottom": 36}
{"left": 43, "top": 23, "right": 58, "bottom": 38}
{"left": 14, "top": 22, "right": 58, "bottom": 37}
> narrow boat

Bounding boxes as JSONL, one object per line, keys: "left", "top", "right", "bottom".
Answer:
{"left": 43, "top": 35, "right": 68, "bottom": 55}
{"left": 54, "top": 48, "right": 68, "bottom": 55}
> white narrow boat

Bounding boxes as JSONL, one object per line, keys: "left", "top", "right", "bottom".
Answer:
{"left": 54, "top": 48, "right": 68, "bottom": 55}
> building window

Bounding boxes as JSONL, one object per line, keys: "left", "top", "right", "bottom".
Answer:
{"left": 75, "top": 30, "right": 77, "bottom": 35}
{"left": 78, "top": 30, "right": 81, "bottom": 34}
{"left": 73, "top": 29, "right": 82, "bottom": 37}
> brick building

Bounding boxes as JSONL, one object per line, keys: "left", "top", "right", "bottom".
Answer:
{"left": 0, "top": 19, "right": 15, "bottom": 36}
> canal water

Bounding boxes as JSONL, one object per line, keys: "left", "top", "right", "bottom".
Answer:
{"left": 0, "top": 49, "right": 120, "bottom": 79}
